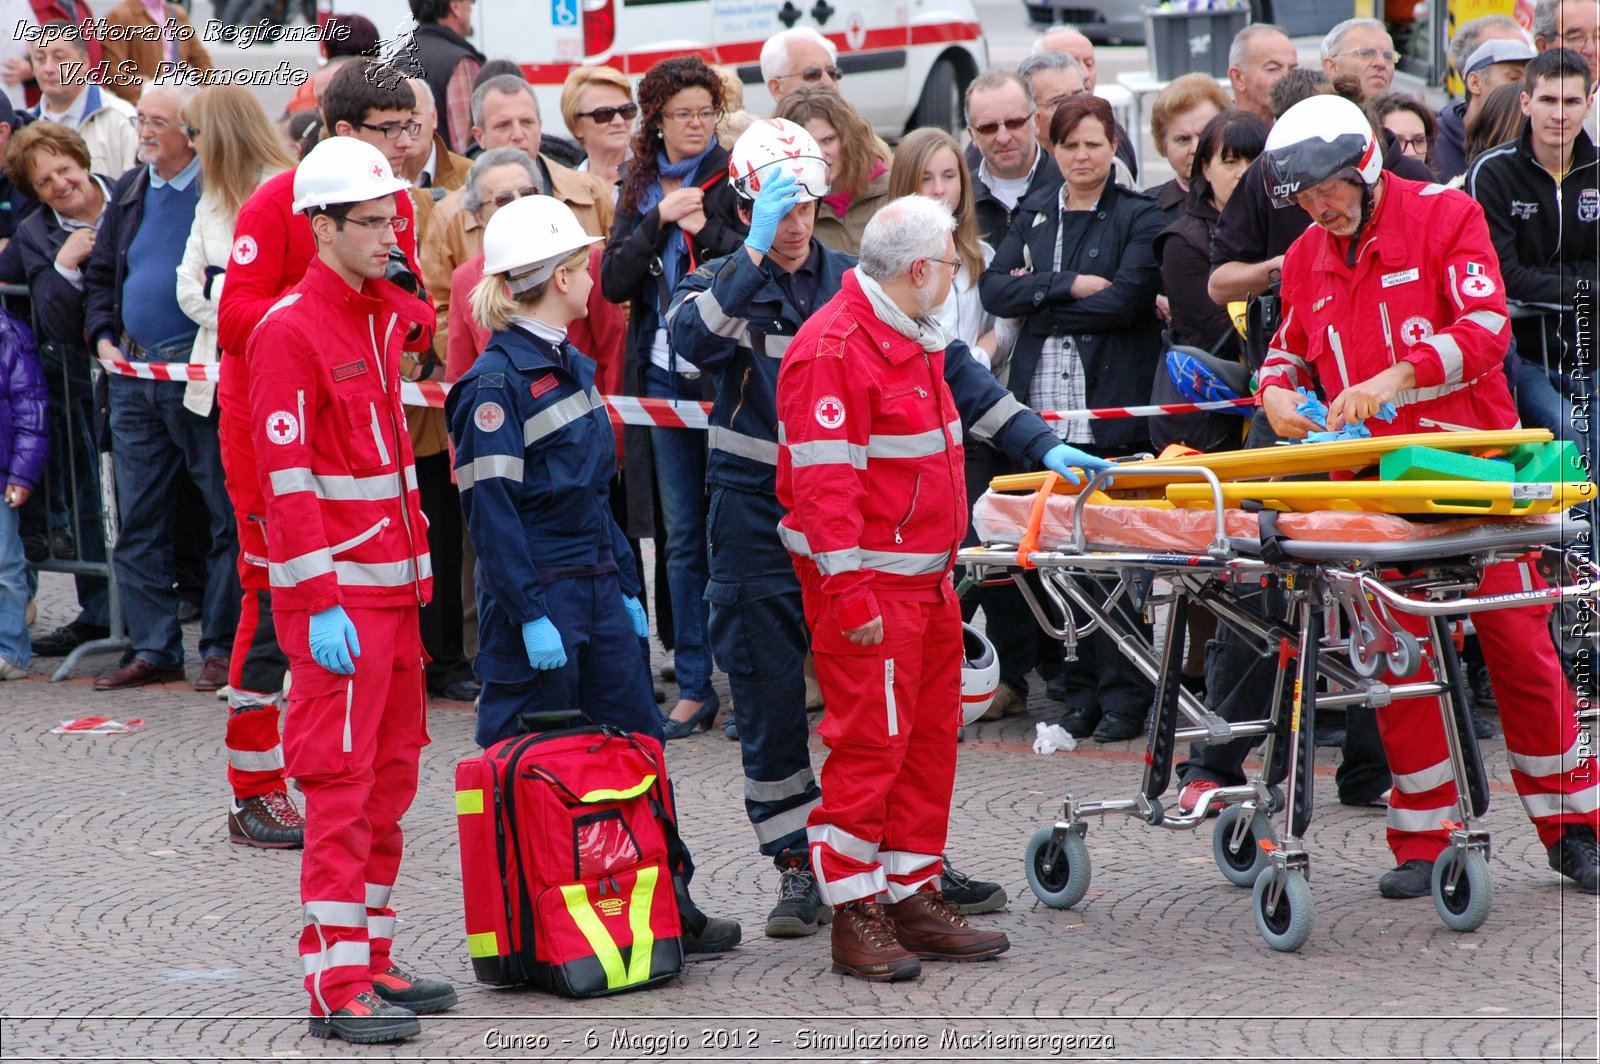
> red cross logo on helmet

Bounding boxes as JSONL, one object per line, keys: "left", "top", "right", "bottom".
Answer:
{"left": 370, "top": 163, "right": 385, "bottom": 181}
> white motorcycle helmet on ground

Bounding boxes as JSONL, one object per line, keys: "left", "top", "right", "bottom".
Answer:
{"left": 960, "top": 623, "right": 1000, "bottom": 726}
{"left": 727, "top": 117, "right": 831, "bottom": 202}
{"left": 481, "top": 194, "right": 604, "bottom": 294}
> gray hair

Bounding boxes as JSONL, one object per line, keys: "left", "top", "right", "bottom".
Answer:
{"left": 1449, "top": 14, "right": 1526, "bottom": 74}
{"left": 759, "top": 27, "right": 837, "bottom": 84}
{"left": 1017, "top": 49, "right": 1083, "bottom": 94}
{"left": 858, "top": 195, "right": 955, "bottom": 282}
{"left": 407, "top": 76, "right": 436, "bottom": 114}
{"left": 1229, "top": 22, "right": 1290, "bottom": 72}
{"left": 1321, "top": 17, "right": 1390, "bottom": 60}
{"left": 1532, "top": 0, "right": 1564, "bottom": 43}
{"left": 461, "top": 147, "right": 539, "bottom": 215}
{"left": 1032, "top": 26, "right": 1090, "bottom": 55}
{"left": 470, "top": 74, "right": 537, "bottom": 131}
{"left": 141, "top": 79, "right": 197, "bottom": 108}
{"left": 964, "top": 67, "right": 1031, "bottom": 114}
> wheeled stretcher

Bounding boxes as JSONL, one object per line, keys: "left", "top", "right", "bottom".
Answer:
{"left": 961, "top": 438, "right": 1597, "bottom": 952}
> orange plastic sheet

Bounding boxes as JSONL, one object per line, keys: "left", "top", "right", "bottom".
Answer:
{"left": 971, "top": 489, "right": 1558, "bottom": 555}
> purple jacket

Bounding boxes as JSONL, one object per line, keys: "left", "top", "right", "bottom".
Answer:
{"left": 1, "top": 309, "right": 48, "bottom": 490}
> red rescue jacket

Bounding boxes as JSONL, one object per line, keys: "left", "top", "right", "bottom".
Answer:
{"left": 776, "top": 270, "right": 965, "bottom": 633}
{"left": 246, "top": 256, "right": 435, "bottom": 614}
{"left": 1259, "top": 173, "right": 1517, "bottom": 435}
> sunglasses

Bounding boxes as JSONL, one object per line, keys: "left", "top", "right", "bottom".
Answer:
{"left": 783, "top": 64, "right": 843, "bottom": 83}
{"left": 491, "top": 185, "right": 539, "bottom": 209}
{"left": 576, "top": 102, "right": 639, "bottom": 124}
{"left": 969, "top": 113, "right": 1034, "bottom": 137}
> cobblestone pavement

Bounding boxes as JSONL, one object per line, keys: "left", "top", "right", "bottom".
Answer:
{"left": 2, "top": 574, "right": 1597, "bottom": 1062}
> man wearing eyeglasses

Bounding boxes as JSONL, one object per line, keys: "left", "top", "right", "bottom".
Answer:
{"left": 1320, "top": 17, "right": 1398, "bottom": 100}
{"left": 82, "top": 82, "right": 241, "bottom": 693}
{"left": 760, "top": 27, "right": 842, "bottom": 103}
{"left": 1534, "top": 0, "right": 1600, "bottom": 141}
{"left": 964, "top": 69, "right": 1062, "bottom": 248}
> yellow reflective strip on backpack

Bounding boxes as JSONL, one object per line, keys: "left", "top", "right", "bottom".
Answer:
{"left": 560, "top": 883, "right": 627, "bottom": 988}
{"left": 625, "top": 865, "right": 658, "bottom": 985}
{"left": 455, "top": 788, "right": 484, "bottom": 815}
{"left": 466, "top": 930, "right": 499, "bottom": 958}
{"left": 578, "top": 773, "right": 657, "bottom": 803}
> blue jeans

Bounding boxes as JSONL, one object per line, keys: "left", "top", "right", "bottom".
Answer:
{"left": 108, "top": 374, "right": 239, "bottom": 668}
{"left": 643, "top": 364, "right": 714, "bottom": 702}
{"left": 0, "top": 495, "right": 28, "bottom": 668}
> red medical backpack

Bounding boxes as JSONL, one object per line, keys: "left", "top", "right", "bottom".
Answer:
{"left": 455, "top": 725, "right": 686, "bottom": 996}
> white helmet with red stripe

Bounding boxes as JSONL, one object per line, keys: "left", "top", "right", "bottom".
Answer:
{"left": 960, "top": 623, "right": 1000, "bottom": 726}
{"left": 727, "top": 117, "right": 831, "bottom": 202}
{"left": 1261, "top": 95, "right": 1381, "bottom": 208}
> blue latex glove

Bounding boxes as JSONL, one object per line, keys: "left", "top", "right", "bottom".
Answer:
{"left": 1041, "top": 443, "right": 1115, "bottom": 486}
{"left": 522, "top": 617, "right": 567, "bottom": 671}
{"left": 622, "top": 595, "right": 649, "bottom": 640}
{"left": 308, "top": 605, "right": 360, "bottom": 675}
{"left": 743, "top": 169, "right": 806, "bottom": 255}
{"left": 1293, "top": 386, "right": 1397, "bottom": 443}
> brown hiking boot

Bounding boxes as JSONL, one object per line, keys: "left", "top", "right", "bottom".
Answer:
{"left": 884, "top": 889, "right": 1010, "bottom": 961}
{"left": 830, "top": 902, "right": 921, "bottom": 981}
{"left": 228, "top": 790, "right": 304, "bottom": 849}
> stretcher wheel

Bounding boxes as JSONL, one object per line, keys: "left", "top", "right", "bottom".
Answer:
{"left": 1024, "top": 826, "right": 1091, "bottom": 909}
{"left": 1212, "top": 805, "right": 1275, "bottom": 888}
{"left": 1432, "top": 847, "right": 1492, "bottom": 932}
{"left": 1349, "top": 623, "right": 1385, "bottom": 679}
{"left": 1386, "top": 630, "right": 1422, "bottom": 678}
{"left": 1252, "top": 869, "right": 1314, "bottom": 952}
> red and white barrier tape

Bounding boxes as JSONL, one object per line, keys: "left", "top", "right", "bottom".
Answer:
{"left": 96, "top": 359, "right": 1253, "bottom": 427}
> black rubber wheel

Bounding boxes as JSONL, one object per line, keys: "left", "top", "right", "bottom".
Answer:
{"left": 1023, "top": 825, "right": 1091, "bottom": 909}
{"left": 1212, "top": 804, "right": 1275, "bottom": 888}
{"left": 1432, "top": 847, "right": 1492, "bottom": 932}
{"left": 908, "top": 56, "right": 961, "bottom": 136}
{"left": 1253, "top": 868, "right": 1314, "bottom": 951}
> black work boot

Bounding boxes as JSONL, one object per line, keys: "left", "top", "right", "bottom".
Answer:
{"left": 307, "top": 990, "right": 419, "bottom": 1044}
{"left": 939, "top": 856, "right": 1007, "bottom": 915}
{"left": 765, "top": 861, "right": 831, "bottom": 938}
{"left": 370, "top": 964, "right": 457, "bottom": 1014}
{"left": 1092, "top": 711, "right": 1143, "bottom": 743}
{"left": 1549, "top": 826, "right": 1600, "bottom": 894}
{"left": 1378, "top": 858, "right": 1435, "bottom": 898}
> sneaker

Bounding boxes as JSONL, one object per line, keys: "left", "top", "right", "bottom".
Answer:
{"left": 830, "top": 901, "right": 920, "bottom": 981}
{"left": 1548, "top": 825, "right": 1600, "bottom": 894}
{"left": 307, "top": 990, "right": 419, "bottom": 1044}
{"left": 882, "top": 889, "right": 1009, "bottom": 961}
{"left": 371, "top": 964, "right": 457, "bottom": 1014}
{"left": 1378, "top": 858, "right": 1436, "bottom": 898}
{"left": 765, "top": 863, "right": 831, "bottom": 938}
{"left": 722, "top": 717, "right": 738, "bottom": 741}
{"left": 939, "top": 857, "right": 1007, "bottom": 915}
{"left": 0, "top": 657, "right": 25, "bottom": 681}
{"left": 1468, "top": 706, "right": 1497, "bottom": 741}
{"left": 31, "top": 621, "right": 110, "bottom": 657}
{"left": 1177, "top": 778, "right": 1222, "bottom": 817}
{"left": 228, "top": 791, "right": 304, "bottom": 849}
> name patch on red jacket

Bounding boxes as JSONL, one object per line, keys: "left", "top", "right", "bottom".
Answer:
{"left": 332, "top": 359, "right": 369, "bottom": 381}
{"left": 529, "top": 373, "right": 559, "bottom": 398}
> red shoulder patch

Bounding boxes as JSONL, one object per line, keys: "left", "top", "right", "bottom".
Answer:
{"left": 529, "top": 373, "right": 559, "bottom": 398}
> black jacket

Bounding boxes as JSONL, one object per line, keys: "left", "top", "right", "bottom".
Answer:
{"left": 1466, "top": 126, "right": 1599, "bottom": 368}
{"left": 407, "top": 23, "right": 485, "bottom": 152}
{"left": 969, "top": 143, "right": 1063, "bottom": 248}
{"left": 979, "top": 179, "right": 1165, "bottom": 450}
{"left": 14, "top": 192, "right": 103, "bottom": 355}
{"left": 1154, "top": 191, "right": 1231, "bottom": 352}
{"left": 1435, "top": 99, "right": 1469, "bottom": 183}
{"left": 82, "top": 164, "right": 155, "bottom": 350}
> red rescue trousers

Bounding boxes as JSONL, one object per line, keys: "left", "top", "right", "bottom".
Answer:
{"left": 1381, "top": 556, "right": 1598, "bottom": 863}
{"left": 279, "top": 603, "right": 426, "bottom": 1016}
{"left": 219, "top": 381, "right": 287, "bottom": 800}
{"left": 801, "top": 574, "right": 961, "bottom": 907}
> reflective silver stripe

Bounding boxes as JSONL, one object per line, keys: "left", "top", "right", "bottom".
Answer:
{"left": 1519, "top": 785, "right": 1600, "bottom": 819}
{"left": 812, "top": 864, "right": 886, "bottom": 908}
{"left": 813, "top": 547, "right": 863, "bottom": 575}
{"left": 328, "top": 518, "right": 388, "bottom": 556}
{"left": 1423, "top": 333, "right": 1466, "bottom": 386}
{"left": 947, "top": 417, "right": 962, "bottom": 446}
{"left": 367, "top": 915, "right": 396, "bottom": 940}
{"left": 303, "top": 901, "right": 367, "bottom": 927}
{"left": 884, "top": 658, "right": 898, "bottom": 737}
{"left": 880, "top": 849, "right": 940, "bottom": 875}
{"left": 691, "top": 290, "right": 748, "bottom": 339}
{"left": 787, "top": 438, "right": 866, "bottom": 469}
{"left": 763, "top": 333, "right": 792, "bottom": 360}
{"left": 523, "top": 390, "right": 596, "bottom": 446}
{"left": 883, "top": 869, "right": 940, "bottom": 902}
{"left": 335, "top": 555, "right": 432, "bottom": 587}
{"left": 744, "top": 766, "right": 817, "bottom": 802}
{"left": 270, "top": 547, "right": 335, "bottom": 587}
{"left": 867, "top": 427, "right": 947, "bottom": 459}
{"left": 859, "top": 548, "right": 951, "bottom": 576}
{"left": 808, "top": 823, "right": 880, "bottom": 863}
{"left": 1462, "top": 309, "right": 1507, "bottom": 335}
{"left": 1395, "top": 378, "right": 1473, "bottom": 405}
{"left": 708, "top": 426, "right": 780, "bottom": 465}
{"left": 227, "top": 746, "right": 284, "bottom": 772}
{"left": 367, "top": 404, "right": 390, "bottom": 467}
{"left": 302, "top": 940, "right": 369, "bottom": 977}
{"left": 270, "top": 466, "right": 419, "bottom": 501}
{"left": 227, "top": 687, "right": 277, "bottom": 711}
{"left": 1518, "top": 561, "right": 1534, "bottom": 592}
{"left": 753, "top": 801, "right": 817, "bottom": 845}
{"left": 1509, "top": 737, "right": 1587, "bottom": 778}
{"left": 456, "top": 453, "right": 525, "bottom": 489}
{"left": 1386, "top": 802, "right": 1457, "bottom": 833}
{"left": 366, "top": 882, "right": 393, "bottom": 909}
{"left": 265, "top": 292, "right": 302, "bottom": 317}
{"left": 969, "top": 394, "right": 1026, "bottom": 441}
{"left": 1391, "top": 759, "right": 1455, "bottom": 795}
{"left": 1327, "top": 325, "right": 1352, "bottom": 390}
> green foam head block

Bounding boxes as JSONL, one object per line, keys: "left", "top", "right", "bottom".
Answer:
{"left": 1379, "top": 445, "right": 1514, "bottom": 483}
{"left": 1503, "top": 440, "right": 1588, "bottom": 483}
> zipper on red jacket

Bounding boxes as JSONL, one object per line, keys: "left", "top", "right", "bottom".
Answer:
{"left": 370, "top": 311, "right": 425, "bottom": 604}
{"left": 894, "top": 472, "right": 922, "bottom": 545}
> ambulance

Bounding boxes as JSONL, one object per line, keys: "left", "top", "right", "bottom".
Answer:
{"left": 318, "top": 0, "right": 988, "bottom": 139}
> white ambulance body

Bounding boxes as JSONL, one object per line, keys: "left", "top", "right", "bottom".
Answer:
{"left": 320, "top": 0, "right": 988, "bottom": 139}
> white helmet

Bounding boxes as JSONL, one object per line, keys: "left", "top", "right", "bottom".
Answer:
{"left": 292, "top": 136, "right": 412, "bottom": 215}
{"left": 1261, "top": 95, "right": 1381, "bottom": 209}
{"left": 481, "top": 195, "right": 603, "bottom": 293}
{"left": 727, "top": 117, "right": 830, "bottom": 202}
{"left": 960, "top": 624, "right": 1000, "bottom": 726}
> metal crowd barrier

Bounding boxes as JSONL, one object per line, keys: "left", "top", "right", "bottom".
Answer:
{"left": 0, "top": 283, "right": 130, "bottom": 680}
